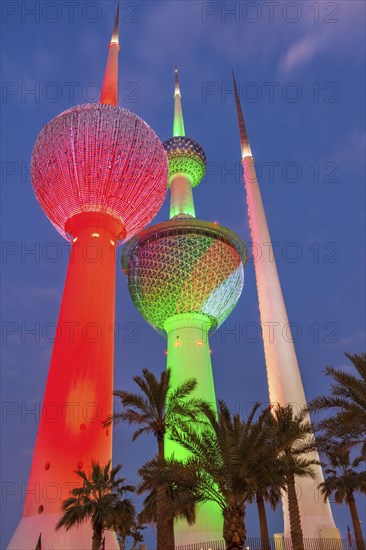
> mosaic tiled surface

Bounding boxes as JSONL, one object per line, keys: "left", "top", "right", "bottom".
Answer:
{"left": 163, "top": 136, "right": 206, "bottom": 188}
{"left": 122, "top": 220, "right": 246, "bottom": 332}
{"left": 31, "top": 103, "right": 168, "bottom": 241}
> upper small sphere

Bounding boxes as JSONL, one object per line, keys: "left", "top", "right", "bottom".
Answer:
{"left": 163, "top": 137, "right": 206, "bottom": 188}
{"left": 31, "top": 103, "right": 168, "bottom": 241}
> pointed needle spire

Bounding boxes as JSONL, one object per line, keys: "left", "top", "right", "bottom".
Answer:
{"left": 100, "top": 3, "right": 120, "bottom": 105}
{"left": 173, "top": 66, "right": 185, "bottom": 137}
{"left": 174, "top": 65, "right": 181, "bottom": 96}
{"left": 232, "top": 71, "right": 252, "bottom": 158}
{"left": 111, "top": 3, "right": 120, "bottom": 45}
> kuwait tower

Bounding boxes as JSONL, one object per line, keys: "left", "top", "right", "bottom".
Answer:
{"left": 232, "top": 74, "right": 339, "bottom": 540}
{"left": 122, "top": 68, "right": 247, "bottom": 545}
{"left": 9, "top": 8, "right": 168, "bottom": 549}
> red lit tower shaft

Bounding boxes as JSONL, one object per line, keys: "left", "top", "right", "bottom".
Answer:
{"left": 8, "top": 5, "right": 169, "bottom": 546}
{"left": 24, "top": 214, "right": 123, "bottom": 517}
{"left": 8, "top": 214, "right": 123, "bottom": 548}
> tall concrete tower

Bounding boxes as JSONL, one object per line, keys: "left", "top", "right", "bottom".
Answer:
{"left": 232, "top": 73, "right": 339, "bottom": 540}
{"left": 8, "top": 10, "right": 168, "bottom": 549}
{"left": 122, "top": 69, "right": 247, "bottom": 545}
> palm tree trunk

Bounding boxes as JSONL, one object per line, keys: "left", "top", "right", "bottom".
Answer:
{"left": 166, "top": 517, "right": 175, "bottom": 550}
{"left": 156, "top": 435, "right": 174, "bottom": 550}
{"left": 286, "top": 473, "right": 304, "bottom": 550}
{"left": 256, "top": 491, "right": 271, "bottom": 550}
{"left": 348, "top": 494, "right": 365, "bottom": 550}
{"left": 92, "top": 524, "right": 103, "bottom": 550}
{"left": 223, "top": 504, "right": 246, "bottom": 550}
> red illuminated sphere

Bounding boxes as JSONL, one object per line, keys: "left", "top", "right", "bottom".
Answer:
{"left": 31, "top": 103, "right": 168, "bottom": 241}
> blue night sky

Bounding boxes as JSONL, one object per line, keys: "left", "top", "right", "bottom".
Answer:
{"left": 1, "top": 1, "right": 365, "bottom": 547}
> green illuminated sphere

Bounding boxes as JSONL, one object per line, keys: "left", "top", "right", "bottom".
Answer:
{"left": 163, "top": 137, "right": 206, "bottom": 188}
{"left": 122, "top": 219, "right": 247, "bottom": 333}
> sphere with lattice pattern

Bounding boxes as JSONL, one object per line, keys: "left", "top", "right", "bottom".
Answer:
{"left": 31, "top": 103, "right": 168, "bottom": 241}
{"left": 122, "top": 219, "right": 247, "bottom": 333}
{"left": 163, "top": 137, "right": 206, "bottom": 188}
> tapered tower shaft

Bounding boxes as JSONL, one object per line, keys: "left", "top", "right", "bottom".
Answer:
{"left": 170, "top": 173, "right": 196, "bottom": 219}
{"left": 122, "top": 69, "right": 246, "bottom": 546}
{"left": 164, "top": 69, "right": 240, "bottom": 544}
{"left": 233, "top": 73, "right": 338, "bottom": 539}
{"left": 8, "top": 7, "right": 169, "bottom": 547}
{"left": 9, "top": 215, "right": 123, "bottom": 549}
{"left": 165, "top": 314, "right": 222, "bottom": 543}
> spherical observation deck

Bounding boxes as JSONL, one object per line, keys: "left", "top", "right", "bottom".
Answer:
{"left": 163, "top": 136, "right": 206, "bottom": 188}
{"left": 31, "top": 103, "right": 168, "bottom": 241}
{"left": 122, "top": 219, "right": 247, "bottom": 333}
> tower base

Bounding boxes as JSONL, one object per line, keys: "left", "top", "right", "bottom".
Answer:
{"left": 275, "top": 528, "right": 342, "bottom": 550}
{"left": 8, "top": 514, "right": 119, "bottom": 549}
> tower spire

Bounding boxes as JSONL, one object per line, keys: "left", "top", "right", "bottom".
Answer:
{"left": 111, "top": 2, "right": 120, "bottom": 45}
{"left": 100, "top": 4, "right": 120, "bottom": 105}
{"left": 173, "top": 66, "right": 185, "bottom": 137}
{"left": 166, "top": 67, "right": 207, "bottom": 219}
{"left": 234, "top": 72, "right": 339, "bottom": 539}
{"left": 232, "top": 71, "right": 252, "bottom": 158}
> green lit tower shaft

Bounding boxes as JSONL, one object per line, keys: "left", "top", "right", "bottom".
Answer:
{"left": 122, "top": 70, "right": 247, "bottom": 545}
{"left": 165, "top": 71, "right": 223, "bottom": 542}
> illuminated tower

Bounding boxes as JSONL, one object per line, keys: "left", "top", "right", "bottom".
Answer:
{"left": 232, "top": 73, "right": 339, "bottom": 540}
{"left": 122, "top": 69, "right": 247, "bottom": 545}
{"left": 8, "top": 10, "right": 168, "bottom": 549}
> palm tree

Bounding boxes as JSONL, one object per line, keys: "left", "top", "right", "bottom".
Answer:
{"left": 128, "top": 521, "right": 145, "bottom": 550}
{"left": 137, "top": 456, "right": 202, "bottom": 534}
{"left": 265, "top": 405, "right": 319, "bottom": 550}
{"left": 170, "top": 400, "right": 280, "bottom": 550}
{"left": 104, "top": 368, "right": 207, "bottom": 550}
{"left": 115, "top": 518, "right": 145, "bottom": 550}
{"left": 308, "top": 353, "right": 366, "bottom": 456}
{"left": 319, "top": 445, "right": 366, "bottom": 550}
{"left": 244, "top": 420, "right": 284, "bottom": 550}
{"left": 248, "top": 474, "right": 282, "bottom": 550}
{"left": 56, "top": 461, "right": 135, "bottom": 550}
